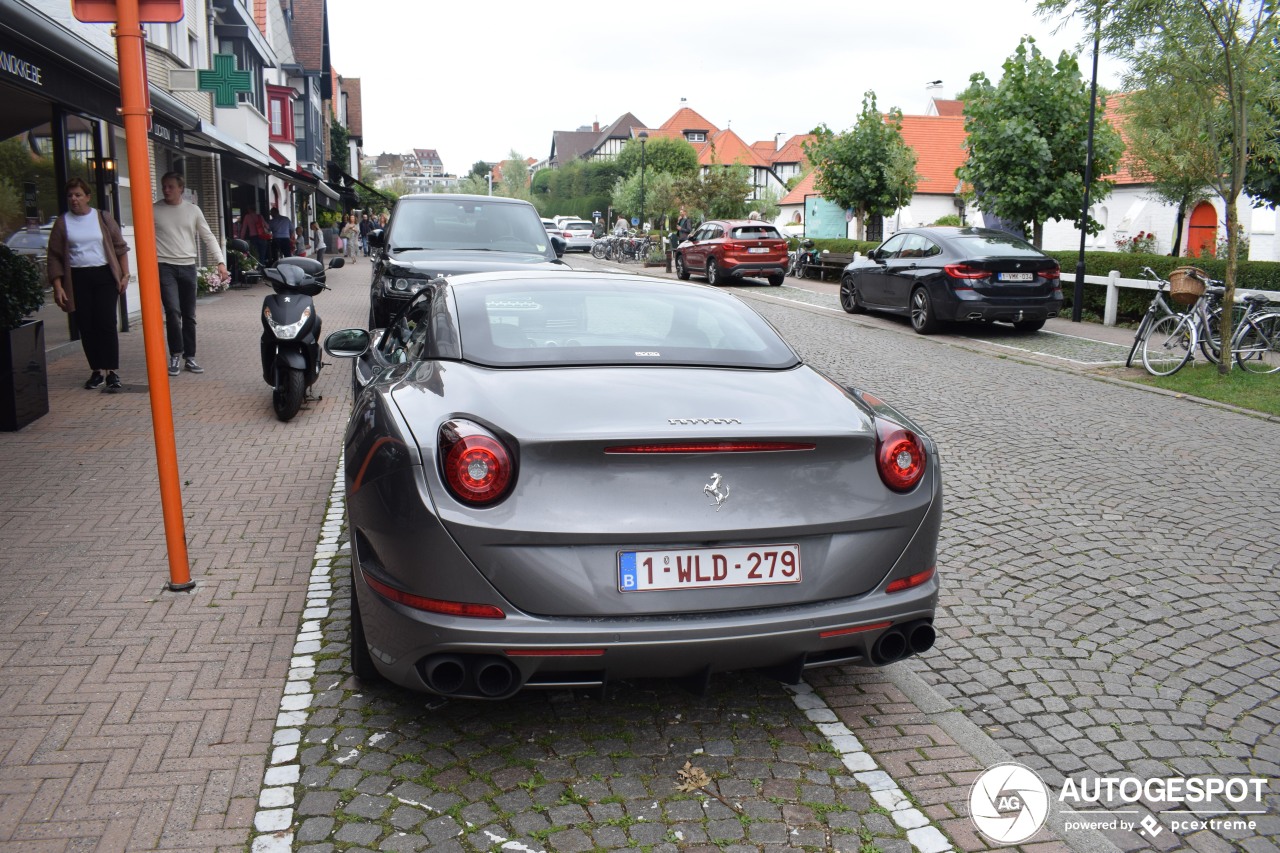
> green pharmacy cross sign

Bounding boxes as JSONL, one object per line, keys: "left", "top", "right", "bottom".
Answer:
{"left": 198, "top": 53, "right": 252, "bottom": 108}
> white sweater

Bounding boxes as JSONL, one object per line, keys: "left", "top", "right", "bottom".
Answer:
{"left": 153, "top": 200, "right": 225, "bottom": 266}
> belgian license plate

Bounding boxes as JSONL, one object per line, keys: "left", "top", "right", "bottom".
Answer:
{"left": 998, "top": 272, "right": 1034, "bottom": 282}
{"left": 747, "top": 247, "right": 769, "bottom": 254}
{"left": 618, "top": 545, "right": 801, "bottom": 592}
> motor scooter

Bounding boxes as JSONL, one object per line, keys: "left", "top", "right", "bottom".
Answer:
{"left": 233, "top": 239, "right": 344, "bottom": 420}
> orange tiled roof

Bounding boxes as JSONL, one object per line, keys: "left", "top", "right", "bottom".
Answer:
{"left": 932, "top": 99, "right": 964, "bottom": 117}
{"left": 780, "top": 170, "right": 819, "bottom": 206}
{"left": 659, "top": 107, "right": 720, "bottom": 136}
{"left": 700, "top": 128, "right": 769, "bottom": 168}
{"left": 772, "top": 134, "right": 816, "bottom": 167}
{"left": 1100, "top": 92, "right": 1145, "bottom": 185}
{"left": 897, "top": 115, "right": 968, "bottom": 194}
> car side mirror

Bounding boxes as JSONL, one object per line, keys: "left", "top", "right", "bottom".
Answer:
{"left": 550, "top": 234, "right": 566, "bottom": 258}
{"left": 368, "top": 230, "right": 385, "bottom": 249}
{"left": 324, "top": 328, "right": 371, "bottom": 358}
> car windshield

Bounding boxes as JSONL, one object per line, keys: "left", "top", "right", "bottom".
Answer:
{"left": 454, "top": 280, "right": 800, "bottom": 369}
{"left": 730, "top": 225, "right": 783, "bottom": 240}
{"left": 389, "top": 200, "right": 552, "bottom": 255}
{"left": 948, "top": 233, "right": 1046, "bottom": 257}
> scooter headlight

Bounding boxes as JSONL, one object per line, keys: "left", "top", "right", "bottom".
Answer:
{"left": 267, "top": 305, "right": 311, "bottom": 340}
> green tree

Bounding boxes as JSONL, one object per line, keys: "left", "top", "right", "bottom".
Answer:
{"left": 496, "top": 151, "right": 531, "bottom": 200}
{"left": 354, "top": 163, "right": 394, "bottom": 213}
{"left": 610, "top": 171, "right": 678, "bottom": 228}
{"left": 673, "top": 160, "right": 753, "bottom": 221}
{"left": 329, "top": 118, "right": 350, "bottom": 173}
{"left": 804, "top": 91, "right": 919, "bottom": 240}
{"left": 614, "top": 137, "right": 700, "bottom": 179}
{"left": 529, "top": 159, "right": 624, "bottom": 219}
{"left": 1245, "top": 100, "right": 1280, "bottom": 209}
{"left": 468, "top": 160, "right": 490, "bottom": 180}
{"left": 750, "top": 187, "right": 782, "bottom": 223}
{"left": 1037, "top": 0, "right": 1280, "bottom": 373}
{"left": 957, "top": 37, "right": 1124, "bottom": 247}
{"left": 1122, "top": 87, "right": 1215, "bottom": 255}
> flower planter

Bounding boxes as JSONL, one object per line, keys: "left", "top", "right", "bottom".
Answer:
{"left": 0, "top": 319, "right": 48, "bottom": 431}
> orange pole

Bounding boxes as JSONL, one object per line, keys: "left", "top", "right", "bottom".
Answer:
{"left": 114, "top": 0, "right": 194, "bottom": 591}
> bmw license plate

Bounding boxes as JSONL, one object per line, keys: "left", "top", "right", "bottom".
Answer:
{"left": 747, "top": 247, "right": 769, "bottom": 254}
{"left": 998, "top": 272, "right": 1034, "bottom": 282}
{"left": 618, "top": 545, "right": 801, "bottom": 592}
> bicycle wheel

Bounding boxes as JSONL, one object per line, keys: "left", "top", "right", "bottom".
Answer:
{"left": 591, "top": 240, "right": 607, "bottom": 259}
{"left": 1235, "top": 313, "right": 1280, "bottom": 374}
{"left": 1198, "top": 305, "right": 1227, "bottom": 364}
{"left": 1141, "top": 314, "right": 1194, "bottom": 376}
{"left": 1126, "top": 311, "right": 1155, "bottom": 367}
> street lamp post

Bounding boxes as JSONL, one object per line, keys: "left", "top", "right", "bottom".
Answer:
{"left": 486, "top": 172, "right": 493, "bottom": 196}
{"left": 638, "top": 131, "right": 648, "bottom": 232}
{"left": 1073, "top": 12, "right": 1102, "bottom": 323}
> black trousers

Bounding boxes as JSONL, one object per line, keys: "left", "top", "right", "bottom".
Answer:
{"left": 158, "top": 262, "right": 198, "bottom": 358}
{"left": 71, "top": 265, "right": 119, "bottom": 371}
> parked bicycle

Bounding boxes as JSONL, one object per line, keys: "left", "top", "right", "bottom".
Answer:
{"left": 1139, "top": 267, "right": 1279, "bottom": 375}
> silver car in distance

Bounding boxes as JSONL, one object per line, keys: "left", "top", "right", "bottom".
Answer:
{"left": 323, "top": 270, "right": 942, "bottom": 698}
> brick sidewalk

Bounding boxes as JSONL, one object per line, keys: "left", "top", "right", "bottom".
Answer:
{"left": 0, "top": 259, "right": 372, "bottom": 852}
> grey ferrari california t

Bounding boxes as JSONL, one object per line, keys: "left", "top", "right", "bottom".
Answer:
{"left": 323, "top": 270, "right": 942, "bottom": 698}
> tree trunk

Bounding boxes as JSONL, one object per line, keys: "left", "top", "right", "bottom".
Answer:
{"left": 1219, "top": 197, "right": 1240, "bottom": 376}
{"left": 1171, "top": 197, "right": 1187, "bottom": 257}
{"left": 1032, "top": 221, "right": 1044, "bottom": 249}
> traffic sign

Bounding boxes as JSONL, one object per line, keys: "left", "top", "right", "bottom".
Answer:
{"left": 72, "top": 0, "right": 184, "bottom": 23}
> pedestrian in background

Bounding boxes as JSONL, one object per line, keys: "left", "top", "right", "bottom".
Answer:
{"left": 310, "top": 220, "right": 326, "bottom": 265}
{"left": 236, "top": 203, "right": 270, "bottom": 263}
{"left": 48, "top": 178, "right": 130, "bottom": 392}
{"left": 359, "top": 213, "right": 373, "bottom": 256}
{"left": 153, "top": 171, "right": 226, "bottom": 377}
{"left": 341, "top": 214, "right": 359, "bottom": 261}
{"left": 268, "top": 206, "right": 293, "bottom": 263}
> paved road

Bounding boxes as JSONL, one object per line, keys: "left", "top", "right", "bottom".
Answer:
{"left": 2, "top": 254, "right": 1275, "bottom": 852}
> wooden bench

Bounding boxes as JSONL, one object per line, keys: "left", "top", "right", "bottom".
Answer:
{"left": 802, "top": 251, "right": 857, "bottom": 281}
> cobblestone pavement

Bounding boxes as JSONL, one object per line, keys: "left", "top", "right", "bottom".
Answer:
{"left": 258, "top": 522, "right": 960, "bottom": 853}
{"left": 743, "top": 297, "right": 1280, "bottom": 853}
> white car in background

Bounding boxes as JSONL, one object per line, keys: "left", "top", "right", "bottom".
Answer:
{"left": 558, "top": 219, "right": 595, "bottom": 252}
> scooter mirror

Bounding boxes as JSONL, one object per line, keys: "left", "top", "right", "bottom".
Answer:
{"left": 328, "top": 257, "right": 345, "bottom": 268}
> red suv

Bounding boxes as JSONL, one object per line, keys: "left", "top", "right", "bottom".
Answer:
{"left": 674, "top": 219, "right": 789, "bottom": 286}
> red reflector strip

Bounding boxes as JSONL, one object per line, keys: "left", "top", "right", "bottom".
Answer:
{"left": 504, "top": 649, "right": 606, "bottom": 657}
{"left": 820, "top": 620, "right": 892, "bottom": 639}
{"left": 604, "top": 442, "right": 816, "bottom": 454}
{"left": 360, "top": 570, "right": 505, "bottom": 618}
{"left": 885, "top": 566, "right": 936, "bottom": 594}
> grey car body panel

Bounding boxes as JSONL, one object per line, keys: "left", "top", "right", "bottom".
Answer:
{"left": 335, "top": 272, "right": 941, "bottom": 692}
{"left": 353, "top": 363, "right": 939, "bottom": 616}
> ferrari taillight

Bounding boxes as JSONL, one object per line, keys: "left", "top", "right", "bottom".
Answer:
{"left": 875, "top": 419, "right": 927, "bottom": 492}
{"left": 439, "top": 419, "right": 514, "bottom": 505}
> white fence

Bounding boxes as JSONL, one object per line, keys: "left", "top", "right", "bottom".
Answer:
{"left": 1080, "top": 272, "right": 1280, "bottom": 326}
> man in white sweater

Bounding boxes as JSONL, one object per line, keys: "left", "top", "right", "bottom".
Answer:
{"left": 154, "top": 171, "right": 227, "bottom": 376}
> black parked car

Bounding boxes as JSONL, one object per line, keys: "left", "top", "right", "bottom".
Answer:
{"left": 367, "top": 194, "right": 566, "bottom": 329}
{"left": 839, "top": 227, "right": 1062, "bottom": 334}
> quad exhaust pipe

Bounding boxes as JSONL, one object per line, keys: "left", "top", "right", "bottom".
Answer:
{"left": 870, "top": 620, "right": 936, "bottom": 665}
{"left": 420, "top": 654, "right": 521, "bottom": 698}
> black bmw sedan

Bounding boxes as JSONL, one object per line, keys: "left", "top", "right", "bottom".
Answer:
{"left": 839, "top": 227, "right": 1063, "bottom": 334}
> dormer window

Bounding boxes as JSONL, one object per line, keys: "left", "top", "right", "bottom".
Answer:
{"left": 685, "top": 132, "right": 706, "bottom": 142}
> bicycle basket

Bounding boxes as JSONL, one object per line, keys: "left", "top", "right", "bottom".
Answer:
{"left": 1168, "top": 267, "right": 1207, "bottom": 305}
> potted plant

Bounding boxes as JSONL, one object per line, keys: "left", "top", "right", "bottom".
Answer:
{"left": 0, "top": 243, "right": 48, "bottom": 431}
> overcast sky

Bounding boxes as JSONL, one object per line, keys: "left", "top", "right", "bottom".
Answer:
{"left": 326, "top": 0, "right": 1126, "bottom": 173}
